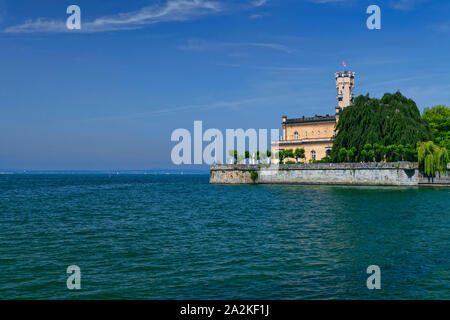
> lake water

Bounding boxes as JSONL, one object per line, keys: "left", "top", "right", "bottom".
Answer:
{"left": 0, "top": 174, "right": 448, "bottom": 299}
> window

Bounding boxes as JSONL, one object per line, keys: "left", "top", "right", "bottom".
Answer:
{"left": 294, "top": 131, "right": 299, "bottom": 140}
{"left": 311, "top": 150, "right": 316, "bottom": 161}
{"left": 326, "top": 149, "right": 331, "bottom": 157}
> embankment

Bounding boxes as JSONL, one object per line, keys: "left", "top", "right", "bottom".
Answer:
{"left": 210, "top": 162, "right": 449, "bottom": 187}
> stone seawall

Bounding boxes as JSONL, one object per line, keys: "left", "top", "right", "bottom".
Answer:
{"left": 210, "top": 162, "right": 449, "bottom": 186}
{"left": 418, "top": 172, "right": 450, "bottom": 186}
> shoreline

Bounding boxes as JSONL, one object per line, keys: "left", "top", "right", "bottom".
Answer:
{"left": 210, "top": 162, "right": 450, "bottom": 187}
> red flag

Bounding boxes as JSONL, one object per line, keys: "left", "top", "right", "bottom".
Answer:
{"left": 342, "top": 61, "right": 347, "bottom": 68}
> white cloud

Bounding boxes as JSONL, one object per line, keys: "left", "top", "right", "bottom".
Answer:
{"left": 4, "top": 19, "right": 68, "bottom": 33}
{"left": 252, "top": 0, "right": 268, "bottom": 7}
{"left": 178, "top": 39, "right": 292, "bottom": 53}
{"left": 4, "top": 0, "right": 222, "bottom": 33}
{"left": 391, "top": 0, "right": 417, "bottom": 10}
{"left": 91, "top": 96, "right": 272, "bottom": 121}
{"left": 250, "top": 13, "right": 271, "bottom": 19}
{"left": 216, "top": 63, "right": 312, "bottom": 72}
{"left": 390, "top": 0, "right": 430, "bottom": 10}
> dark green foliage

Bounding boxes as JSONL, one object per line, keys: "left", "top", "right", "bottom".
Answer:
{"left": 337, "top": 147, "right": 357, "bottom": 162}
{"left": 331, "top": 92, "right": 432, "bottom": 162}
{"left": 294, "top": 148, "right": 305, "bottom": 161}
{"left": 228, "top": 150, "right": 238, "bottom": 164}
{"left": 277, "top": 150, "right": 286, "bottom": 162}
{"left": 279, "top": 149, "right": 303, "bottom": 163}
{"left": 284, "top": 149, "right": 294, "bottom": 159}
{"left": 334, "top": 143, "right": 416, "bottom": 163}
{"left": 310, "top": 157, "right": 332, "bottom": 164}
{"left": 338, "top": 148, "right": 348, "bottom": 162}
{"left": 422, "top": 105, "right": 450, "bottom": 151}
{"left": 250, "top": 170, "right": 258, "bottom": 183}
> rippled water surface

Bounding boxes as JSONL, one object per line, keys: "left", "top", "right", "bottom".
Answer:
{"left": 0, "top": 174, "right": 449, "bottom": 299}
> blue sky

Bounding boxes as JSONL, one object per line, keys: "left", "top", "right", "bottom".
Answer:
{"left": 0, "top": 0, "right": 449, "bottom": 170}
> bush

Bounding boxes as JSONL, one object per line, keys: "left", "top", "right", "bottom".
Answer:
{"left": 294, "top": 148, "right": 305, "bottom": 161}
{"left": 250, "top": 170, "right": 258, "bottom": 183}
{"left": 284, "top": 149, "right": 294, "bottom": 159}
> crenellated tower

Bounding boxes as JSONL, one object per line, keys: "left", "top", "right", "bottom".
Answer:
{"left": 335, "top": 71, "right": 355, "bottom": 116}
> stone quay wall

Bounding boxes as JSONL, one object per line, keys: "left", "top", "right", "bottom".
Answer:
{"left": 210, "top": 162, "right": 449, "bottom": 187}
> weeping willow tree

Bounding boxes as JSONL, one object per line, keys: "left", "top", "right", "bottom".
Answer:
{"left": 417, "top": 141, "right": 449, "bottom": 178}
{"left": 331, "top": 92, "right": 432, "bottom": 162}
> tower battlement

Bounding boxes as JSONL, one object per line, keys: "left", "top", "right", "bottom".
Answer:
{"left": 335, "top": 71, "right": 355, "bottom": 79}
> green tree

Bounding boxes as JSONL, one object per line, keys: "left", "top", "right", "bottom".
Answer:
{"left": 338, "top": 148, "right": 348, "bottom": 162}
{"left": 331, "top": 92, "right": 432, "bottom": 162}
{"left": 397, "top": 144, "right": 405, "bottom": 161}
{"left": 228, "top": 150, "right": 238, "bottom": 164}
{"left": 385, "top": 145, "right": 396, "bottom": 162}
{"left": 418, "top": 141, "right": 449, "bottom": 178}
{"left": 404, "top": 144, "right": 416, "bottom": 162}
{"left": 238, "top": 153, "right": 246, "bottom": 164}
{"left": 368, "top": 149, "right": 375, "bottom": 162}
{"left": 250, "top": 170, "right": 258, "bottom": 183}
{"left": 284, "top": 149, "right": 295, "bottom": 160}
{"left": 294, "top": 148, "right": 305, "bottom": 162}
{"left": 361, "top": 143, "right": 373, "bottom": 162}
{"left": 373, "top": 143, "right": 385, "bottom": 162}
{"left": 360, "top": 150, "right": 368, "bottom": 162}
{"left": 277, "top": 150, "right": 286, "bottom": 163}
{"left": 344, "top": 147, "right": 356, "bottom": 162}
{"left": 422, "top": 105, "right": 450, "bottom": 151}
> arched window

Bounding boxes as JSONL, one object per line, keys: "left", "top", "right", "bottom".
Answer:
{"left": 311, "top": 150, "right": 316, "bottom": 161}
{"left": 294, "top": 131, "right": 299, "bottom": 140}
{"left": 326, "top": 149, "right": 331, "bottom": 157}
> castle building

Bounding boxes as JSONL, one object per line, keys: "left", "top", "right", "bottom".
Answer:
{"left": 272, "top": 70, "right": 355, "bottom": 162}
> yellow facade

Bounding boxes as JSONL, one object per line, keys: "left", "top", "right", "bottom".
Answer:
{"left": 272, "top": 116, "right": 335, "bottom": 163}
{"left": 272, "top": 70, "right": 355, "bottom": 163}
